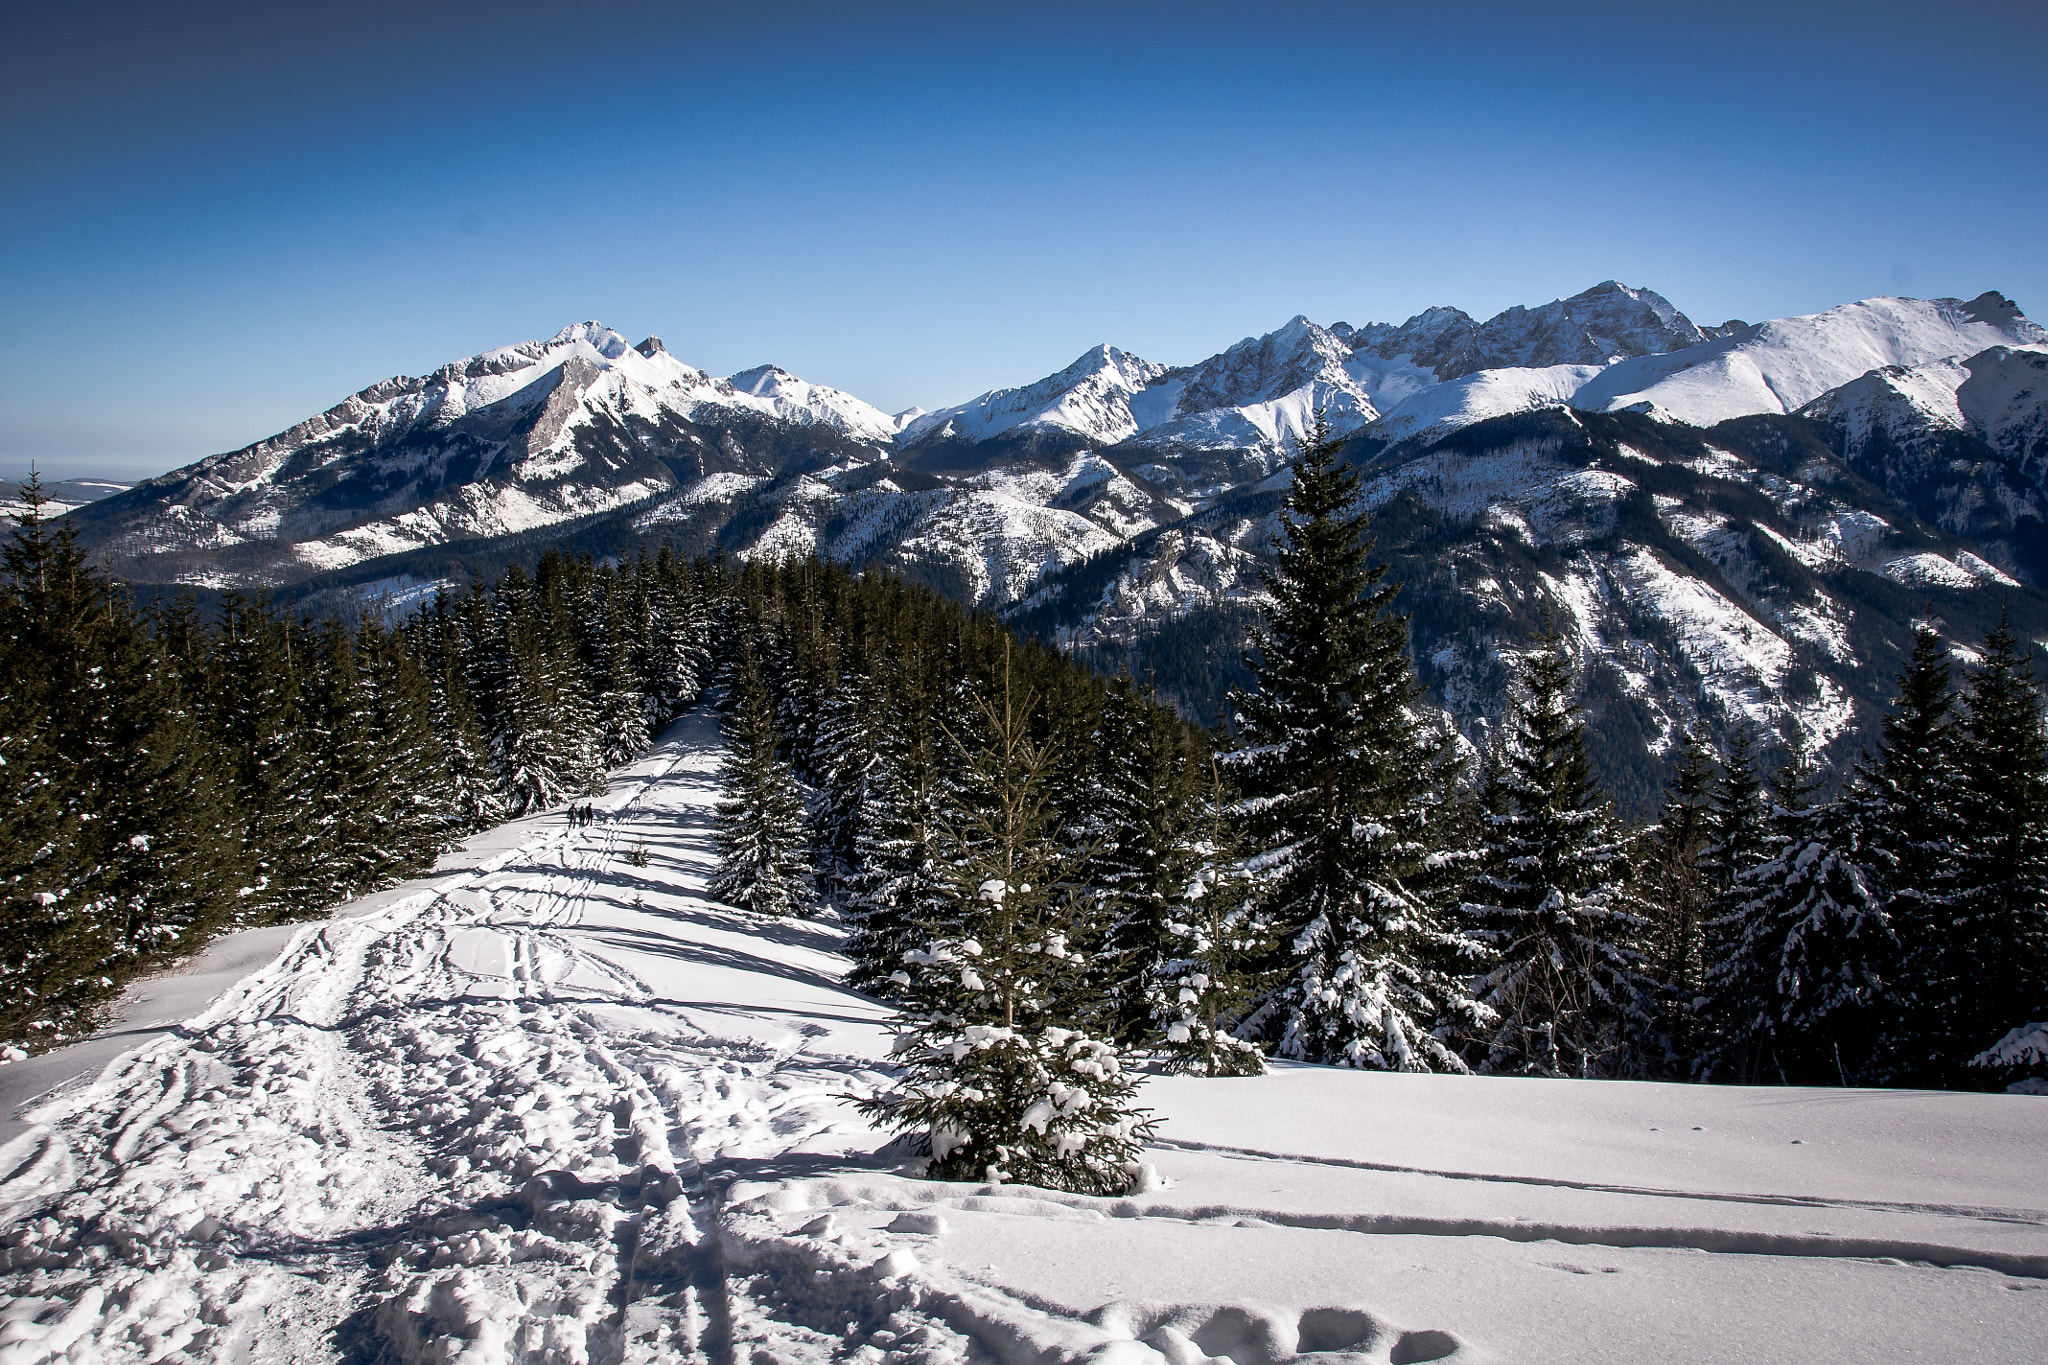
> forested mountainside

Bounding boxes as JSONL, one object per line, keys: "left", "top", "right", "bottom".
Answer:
{"left": 0, "top": 487, "right": 1168, "bottom": 1048}
{"left": 58, "top": 285, "right": 2048, "bottom": 804}
{"left": 10, "top": 434, "right": 2044, "bottom": 1104}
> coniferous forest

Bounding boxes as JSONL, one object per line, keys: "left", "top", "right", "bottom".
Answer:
{"left": 5, "top": 445, "right": 2045, "bottom": 1134}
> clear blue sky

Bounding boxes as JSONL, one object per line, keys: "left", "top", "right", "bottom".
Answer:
{"left": 4, "top": 0, "right": 2044, "bottom": 480}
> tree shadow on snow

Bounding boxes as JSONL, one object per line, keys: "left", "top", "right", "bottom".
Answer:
{"left": 575, "top": 924, "right": 855, "bottom": 997}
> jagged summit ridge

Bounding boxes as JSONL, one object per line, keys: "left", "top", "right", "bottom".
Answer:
{"left": 70, "top": 321, "right": 904, "bottom": 586}
{"left": 897, "top": 344, "right": 1169, "bottom": 449}
{"left": 1341, "top": 280, "right": 1719, "bottom": 381}
{"left": 52, "top": 282, "right": 2048, "bottom": 813}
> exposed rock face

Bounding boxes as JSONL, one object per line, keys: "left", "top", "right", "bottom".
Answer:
{"left": 1341, "top": 280, "right": 1718, "bottom": 380}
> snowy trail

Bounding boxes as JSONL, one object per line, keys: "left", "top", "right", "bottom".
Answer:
{"left": 2, "top": 706, "right": 2044, "bottom": 1364}
{"left": 0, "top": 709, "right": 901, "bottom": 1365}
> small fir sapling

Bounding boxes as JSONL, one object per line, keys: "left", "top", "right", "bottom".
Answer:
{"left": 858, "top": 648, "right": 1157, "bottom": 1196}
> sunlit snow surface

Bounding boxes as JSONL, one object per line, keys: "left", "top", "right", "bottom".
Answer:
{"left": 1359, "top": 293, "right": 2048, "bottom": 441}
{"left": 3, "top": 709, "right": 2043, "bottom": 1365}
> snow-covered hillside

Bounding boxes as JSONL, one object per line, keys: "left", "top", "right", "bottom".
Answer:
{"left": 56, "top": 283, "right": 2048, "bottom": 798}
{"left": 64, "top": 324, "right": 900, "bottom": 586}
{"left": 899, "top": 346, "right": 1169, "bottom": 451}
{"left": 0, "top": 477, "right": 130, "bottom": 520}
{"left": 1560, "top": 291, "right": 2048, "bottom": 428}
{"left": 3, "top": 709, "right": 2042, "bottom": 1365}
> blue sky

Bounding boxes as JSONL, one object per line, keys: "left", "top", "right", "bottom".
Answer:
{"left": 4, "top": 0, "right": 2044, "bottom": 479}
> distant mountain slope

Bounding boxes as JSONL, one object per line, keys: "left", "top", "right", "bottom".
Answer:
{"left": 1342, "top": 279, "right": 1723, "bottom": 380}
{"left": 64, "top": 286, "right": 2048, "bottom": 806}
{"left": 65, "top": 324, "right": 897, "bottom": 586}
{"left": 0, "top": 477, "right": 130, "bottom": 520}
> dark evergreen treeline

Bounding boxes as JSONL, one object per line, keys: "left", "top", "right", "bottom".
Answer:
{"left": 729, "top": 421, "right": 2046, "bottom": 1127}
{"left": 705, "top": 556, "right": 1201, "bottom": 1190}
{"left": 1199, "top": 421, "right": 2046, "bottom": 1092}
{"left": 7, "top": 434, "right": 2042, "bottom": 1115}
{"left": 0, "top": 476, "right": 719, "bottom": 1048}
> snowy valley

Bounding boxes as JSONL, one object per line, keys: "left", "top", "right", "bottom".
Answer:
{"left": 3, "top": 709, "right": 2042, "bottom": 1365}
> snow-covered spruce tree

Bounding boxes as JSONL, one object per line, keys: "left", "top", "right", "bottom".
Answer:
{"left": 1090, "top": 678, "right": 1210, "bottom": 1044}
{"left": 0, "top": 480, "right": 244, "bottom": 1042}
{"left": 423, "top": 600, "right": 506, "bottom": 833}
{"left": 1703, "top": 723, "right": 1770, "bottom": 893}
{"left": 1863, "top": 627, "right": 1969, "bottom": 1083}
{"left": 1702, "top": 788, "right": 1892, "bottom": 1085}
{"left": 709, "top": 650, "right": 813, "bottom": 919}
{"left": 1702, "top": 646, "right": 1966, "bottom": 1087}
{"left": 1150, "top": 756, "right": 1270, "bottom": 1076}
{"left": 859, "top": 650, "right": 1156, "bottom": 1195}
{"left": 1225, "top": 412, "right": 1480, "bottom": 1071}
{"left": 493, "top": 590, "right": 604, "bottom": 817}
{"left": 205, "top": 596, "right": 317, "bottom": 915}
{"left": 842, "top": 678, "right": 956, "bottom": 998}
{"left": 1461, "top": 630, "right": 1652, "bottom": 1078}
{"left": 1637, "top": 723, "right": 1716, "bottom": 1073}
{"left": 295, "top": 619, "right": 398, "bottom": 904}
{"left": 809, "top": 670, "right": 884, "bottom": 906}
{"left": 357, "top": 618, "right": 460, "bottom": 875}
{"left": 1969, "top": 1022, "right": 2048, "bottom": 1094}
{"left": 1900, "top": 617, "right": 2047, "bottom": 1085}
{"left": 594, "top": 597, "right": 651, "bottom": 767}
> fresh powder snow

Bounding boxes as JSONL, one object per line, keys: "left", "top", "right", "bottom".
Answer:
{"left": 2, "top": 708, "right": 2043, "bottom": 1364}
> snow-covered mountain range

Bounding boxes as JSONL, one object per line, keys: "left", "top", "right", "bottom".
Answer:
{"left": 66, "top": 283, "right": 2048, "bottom": 804}
{"left": 1, "top": 477, "right": 131, "bottom": 521}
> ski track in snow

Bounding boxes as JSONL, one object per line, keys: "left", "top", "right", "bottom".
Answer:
{"left": 3, "top": 708, "right": 2045, "bottom": 1365}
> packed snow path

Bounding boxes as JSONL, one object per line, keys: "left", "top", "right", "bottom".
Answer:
{"left": 3, "top": 708, "right": 2045, "bottom": 1364}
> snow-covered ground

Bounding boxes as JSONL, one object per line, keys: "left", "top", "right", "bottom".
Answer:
{"left": 3, "top": 709, "right": 2043, "bottom": 1364}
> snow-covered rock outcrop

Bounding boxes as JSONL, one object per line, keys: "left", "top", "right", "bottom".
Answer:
{"left": 68, "top": 323, "right": 899, "bottom": 585}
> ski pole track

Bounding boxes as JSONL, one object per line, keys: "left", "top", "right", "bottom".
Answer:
{"left": 1145, "top": 1136, "right": 2048, "bottom": 1227}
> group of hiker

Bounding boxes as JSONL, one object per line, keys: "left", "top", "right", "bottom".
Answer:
{"left": 566, "top": 802, "right": 603, "bottom": 827}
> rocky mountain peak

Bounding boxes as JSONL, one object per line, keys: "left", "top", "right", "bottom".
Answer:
{"left": 1170, "top": 315, "right": 1356, "bottom": 417}
{"left": 544, "top": 321, "right": 632, "bottom": 358}
{"left": 1345, "top": 282, "right": 1710, "bottom": 382}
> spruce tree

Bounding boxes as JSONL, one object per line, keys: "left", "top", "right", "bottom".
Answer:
{"left": 1926, "top": 617, "right": 2047, "bottom": 1085}
{"left": 1703, "top": 791, "right": 1891, "bottom": 1085}
{"left": 594, "top": 598, "right": 652, "bottom": 766}
{"left": 1149, "top": 757, "right": 1270, "bottom": 1076}
{"left": 1702, "top": 636, "right": 1971, "bottom": 1087}
{"left": 809, "top": 671, "right": 884, "bottom": 905}
{"left": 1703, "top": 724, "right": 1769, "bottom": 892}
{"left": 709, "top": 651, "right": 813, "bottom": 918}
{"left": 843, "top": 681, "right": 955, "bottom": 997}
{"left": 859, "top": 651, "right": 1155, "bottom": 1195}
{"left": 1090, "top": 679, "right": 1209, "bottom": 1045}
{"left": 1638, "top": 723, "right": 1716, "bottom": 1072}
{"left": 209, "top": 596, "right": 316, "bottom": 914}
{"left": 1864, "top": 627, "right": 1968, "bottom": 1083}
{"left": 1226, "top": 414, "right": 1479, "bottom": 1071}
{"left": 297, "top": 618, "right": 396, "bottom": 904}
{"left": 427, "top": 614, "right": 507, "bottom": 833}
{"left": 0, "top": 477, "right": 243, "bottom": 1042}
{"left": 1461, "top": 631, "right": 1650, "bottom": 1078}
{"left": 496, "top": 618, "right": 602, "bottom": 815}
{"left": 359, "top": 619, "right": 458, "bottom": 872}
